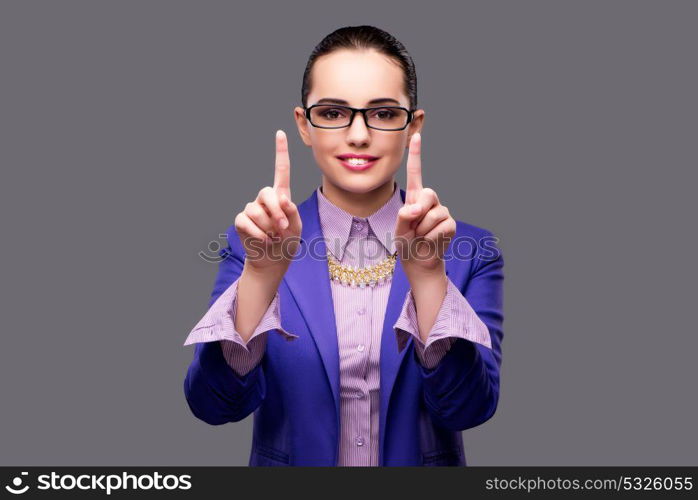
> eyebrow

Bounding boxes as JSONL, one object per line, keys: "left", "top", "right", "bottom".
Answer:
{"left": 315, "top": 97, "right": 402, "bottom": 106}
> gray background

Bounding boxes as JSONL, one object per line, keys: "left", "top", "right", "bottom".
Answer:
{"left": 1, "top": 0, "right": 695, "bottom": 466}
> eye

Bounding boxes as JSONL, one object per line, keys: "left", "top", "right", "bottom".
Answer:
{"left": 321, "top": 107, "right": 349, "bottom": 120}
{"left": 371, "top": 108, "right": 397, "bottom": 120}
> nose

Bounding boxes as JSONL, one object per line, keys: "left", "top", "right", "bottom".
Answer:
{"left": 345, "top": 111, "right": 371, "bottom": 147}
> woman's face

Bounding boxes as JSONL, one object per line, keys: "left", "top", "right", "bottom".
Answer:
{"left": 294, "top": 49, "right": 424, "bottom": 195}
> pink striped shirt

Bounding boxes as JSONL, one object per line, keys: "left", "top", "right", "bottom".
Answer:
{"left": 183, "top": 181, "right": 492, "bottom": 466}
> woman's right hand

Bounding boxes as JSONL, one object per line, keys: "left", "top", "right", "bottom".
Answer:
{"left": 234, "top": 130, "right": 303, "bottom": 275}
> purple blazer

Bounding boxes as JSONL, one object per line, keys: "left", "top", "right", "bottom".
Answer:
{"left": 183, "top": 187, "right": 504, "bottom": 466}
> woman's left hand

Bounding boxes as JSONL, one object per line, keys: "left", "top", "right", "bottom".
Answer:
{"left": 394, "top": 133, "right": 456, "bottom": 279}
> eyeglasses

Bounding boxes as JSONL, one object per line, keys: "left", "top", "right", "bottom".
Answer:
{"left": 304, "top": 104, "right": 414, "bottom": 131}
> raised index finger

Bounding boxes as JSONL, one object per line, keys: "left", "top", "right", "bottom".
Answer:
{"left": 273, "top": 129, "right": 291, "bottom": 200}
{"left": 405, "top": 132, "right": 422, "bottom": 204}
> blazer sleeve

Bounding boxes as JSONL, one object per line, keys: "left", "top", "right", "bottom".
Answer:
{"left": 411, "top": 231, "right": 504, "bottom": 432}
{"left": 182, "top": 224, "right": 284, "bottom": 425}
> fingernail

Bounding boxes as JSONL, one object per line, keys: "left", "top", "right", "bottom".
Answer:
{"left": 410, "top": 205, "right": 421, "bottom": 214}
{"left": 280, "top": 218, "right": 288, "bottom": 229}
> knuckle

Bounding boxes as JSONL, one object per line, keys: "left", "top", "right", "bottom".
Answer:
{"left": 244, "top": 203, "right": 257, "bottom": 216}
{"left": 235, "top": 220, "right": 249, "bottom": 236}
{"left": 250, "top": 205, "right": 266, "bottom": 219}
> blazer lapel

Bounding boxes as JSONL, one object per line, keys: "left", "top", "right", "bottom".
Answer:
{"left": 282, "top": 190, "right": 341, "bottom": 418}
{"left": 378, "top": 187, "right": 413, "bottom": 463}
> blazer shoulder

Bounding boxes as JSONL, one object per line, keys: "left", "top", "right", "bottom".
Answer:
{"left": 454, "top": 218, "right": 497, "bottom": 240}
{"left": 451, "top": 218, "right": 504, "bottom": 272}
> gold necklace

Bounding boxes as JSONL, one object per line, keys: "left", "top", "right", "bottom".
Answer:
{"left": 327, "top": 251, "right": 398, "bottom": 288}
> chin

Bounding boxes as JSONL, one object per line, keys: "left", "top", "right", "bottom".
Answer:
{"left": 329, "top": 172, "right": 392, "bottom": 194}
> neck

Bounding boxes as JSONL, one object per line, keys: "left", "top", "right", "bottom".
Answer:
{"left": 321, "top": 178, "right": 396, "bottom": 218}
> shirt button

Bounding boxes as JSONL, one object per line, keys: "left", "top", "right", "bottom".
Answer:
{"left": 357, "top": 344, "right": 365, "bottom": 352}
{"left": 353, "top": 220, "right": 364, "bottom": 230}
{"left": 355, "top": 436, "right": 364, "bottom": 447}
{"left": 354, "top": 392, "right": 364, "bottom": 399}
{"left": 357, "top": 307, "right": 366, "bottom": 315}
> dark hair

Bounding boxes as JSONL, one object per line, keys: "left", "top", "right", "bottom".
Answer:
{"left": 301, "top": 25, "right": 418, "bottom": 111}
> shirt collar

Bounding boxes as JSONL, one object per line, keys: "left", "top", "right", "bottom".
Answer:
{"left": 316, "top": 180, "right": 402, "bottom": 260}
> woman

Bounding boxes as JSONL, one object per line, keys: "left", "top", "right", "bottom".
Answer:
{"left": 183, "top": 25, "right": 504, "bottom": 466}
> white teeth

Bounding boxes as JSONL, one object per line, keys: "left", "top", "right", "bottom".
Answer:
{"left": 345, "top": 158, "right": 370, "bottom": 165}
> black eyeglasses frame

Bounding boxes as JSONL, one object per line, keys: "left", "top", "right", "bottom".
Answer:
{"left": 303, "top": 104, "right": 415, "bottom": 131}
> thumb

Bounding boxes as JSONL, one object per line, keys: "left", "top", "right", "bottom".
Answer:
{"left": 394, "top": 203, "right": 422, "bottom": 237}
{"left": 279, "top": 193, "right": 302, "bottom": 235}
